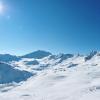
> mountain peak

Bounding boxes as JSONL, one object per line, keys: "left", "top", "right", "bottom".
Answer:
{"left": 21, "top": 50, "right": 52, "bottom": 59}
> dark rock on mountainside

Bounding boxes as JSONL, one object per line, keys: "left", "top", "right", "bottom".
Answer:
{"left": 85, "top": 51, "right": 97, "bottom": 61}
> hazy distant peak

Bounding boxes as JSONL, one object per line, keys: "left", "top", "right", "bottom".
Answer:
{"left": 21, "top": 50, "right": 52, "bottom": 59}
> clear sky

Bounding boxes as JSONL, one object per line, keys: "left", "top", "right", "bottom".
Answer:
{"left": 0, "top": 0, "right": 100, "bottom": 55}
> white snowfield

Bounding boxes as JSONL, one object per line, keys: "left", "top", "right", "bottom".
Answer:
{"left": 0, "top": 51, "right": 100, "bottom": 100}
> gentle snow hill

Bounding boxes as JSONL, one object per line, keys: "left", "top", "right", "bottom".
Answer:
{"left": 0, "top": 50, "right": 100, "bottom": 100}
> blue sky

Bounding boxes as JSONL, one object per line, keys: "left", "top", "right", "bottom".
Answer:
{"left": 0, "top": 0, "right": 100, "bottom": 55}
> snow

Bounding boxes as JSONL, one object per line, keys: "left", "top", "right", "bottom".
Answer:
{"left": 0, "top": 62, "right": 33, "bottom": 84}
{"left": 0, "top": 51, "right": 100, "bottom": 100}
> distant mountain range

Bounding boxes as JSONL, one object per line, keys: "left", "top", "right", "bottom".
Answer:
{"left": 0, "top": 50, "right": 98, "bottom": 62}
{"left": 0, "top": 50, "right": 52, "bottom": 62}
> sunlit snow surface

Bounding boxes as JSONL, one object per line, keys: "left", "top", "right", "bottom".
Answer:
{"left": 0, "top": 52, "right": 100, "bottom": 100}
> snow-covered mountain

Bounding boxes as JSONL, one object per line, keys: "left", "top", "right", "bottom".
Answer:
{"left": 20, "top": 50, "right": 52, "bottom": 59}
{"left": 0, "top": 54, "right": 20, "bottom": 62}
{"left": 0, "top": 50, "right": 100, "bottom": 100}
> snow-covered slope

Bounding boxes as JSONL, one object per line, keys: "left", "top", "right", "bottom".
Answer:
{"left": 0, "top": 62, "right": 33, "bottom": 84}
{"left": 0, "top": 50, "right": 100, "bottom": 100}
